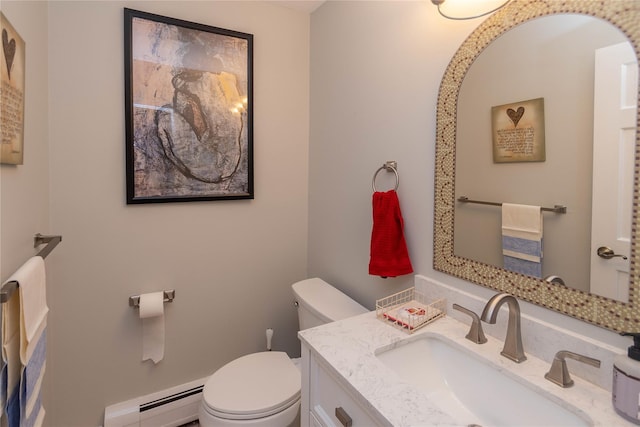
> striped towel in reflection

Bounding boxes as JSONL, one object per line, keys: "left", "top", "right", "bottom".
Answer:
{"left": 502, "top": 203, "right": 543, "bottom": 277}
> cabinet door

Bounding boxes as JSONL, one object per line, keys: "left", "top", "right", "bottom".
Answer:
{"left": 310, "top": 411, "right": 324, "bottom": 427}
{"left": 309, "top": 356, "right": 380, "bottom": 427}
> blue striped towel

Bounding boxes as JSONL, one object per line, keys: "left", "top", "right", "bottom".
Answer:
{"left": 1, "top": 305, "right": 5, "bottom": 416}
{"left": 1, "top": 360, "right": 6, "bottom": 418}
{"left": 20, "top": 329, "right": 46, "bottom": 427}
{"left": 502, "top": 203, "right": 543, "bottom": 277}
{"left": 3, "top": 296, "right": 21, "bottom": 427}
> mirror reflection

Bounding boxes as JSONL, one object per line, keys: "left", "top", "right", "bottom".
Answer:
{"left": 453, "top": 14, "right": 637, "bottom": 302}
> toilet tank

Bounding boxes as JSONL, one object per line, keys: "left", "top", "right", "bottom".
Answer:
{"left": 292, "top": 278, "right": 369, "bottom": 330}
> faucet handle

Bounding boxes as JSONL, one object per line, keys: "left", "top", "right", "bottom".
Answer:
{"left": 544, "top": 350, "right": 601, "bottom": 388}
{"left": 452, "top": 304, "right": 488, "bottom": 344}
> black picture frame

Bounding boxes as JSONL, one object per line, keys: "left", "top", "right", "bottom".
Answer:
{"left": 124, "top": 8, "right": 253, "bottom": 204}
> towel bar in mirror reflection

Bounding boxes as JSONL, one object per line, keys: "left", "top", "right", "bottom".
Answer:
{"left": 457, "top": 196, "right": 567, "bottom": 214}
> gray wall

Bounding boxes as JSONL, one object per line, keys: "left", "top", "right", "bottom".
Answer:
{"left": 2, "top": 1, "right": 310, "bottom": 425}
{"left": 308, "top": 1, "right": 478, "bottom": 306}
{"left": 1, "top": 2, "right": 49, "bottom": 290}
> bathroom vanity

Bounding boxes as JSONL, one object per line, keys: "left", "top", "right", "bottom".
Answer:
{"left": 298, "top": 277, "right": 634, "bottom": 427}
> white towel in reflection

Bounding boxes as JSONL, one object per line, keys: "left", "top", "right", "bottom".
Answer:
{"left": 502, "top": 203, "right": 542, "bottom": 240}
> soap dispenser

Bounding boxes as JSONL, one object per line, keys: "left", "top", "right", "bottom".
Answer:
{"left": 613, "top": 333, "right": 640, "bottom": 424}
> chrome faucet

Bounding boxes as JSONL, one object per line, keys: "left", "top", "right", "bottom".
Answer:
{"left": 481, "top": 293, "right": 527, "bottom": 363}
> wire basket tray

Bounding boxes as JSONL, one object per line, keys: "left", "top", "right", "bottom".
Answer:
{"left": 376, "top": 287, "right": 445, "bottom": 334}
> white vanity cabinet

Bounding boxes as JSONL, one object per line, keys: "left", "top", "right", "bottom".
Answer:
{"left": 297, "top": 298, "right": 632, "bottom": 427}
{"left": 300, "top": 343, "right": 383, "bottom": 427}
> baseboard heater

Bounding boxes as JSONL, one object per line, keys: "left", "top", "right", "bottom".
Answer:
{"left": 104, "top": 377, "right": 208, "bottom": 427}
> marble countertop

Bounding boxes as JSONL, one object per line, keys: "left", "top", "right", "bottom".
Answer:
{"left": 298, "top": 311, "right": 633, "bottom": 426}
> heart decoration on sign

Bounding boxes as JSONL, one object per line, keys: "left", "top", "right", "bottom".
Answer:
{"left": 506, "top": 106, "right": 525, "bottom": 127}
{"left": 2, "top": 28, "right": 16, "bottom": 80}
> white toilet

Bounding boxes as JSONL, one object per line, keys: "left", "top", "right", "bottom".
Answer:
{"left": 198, "top": 278, "right": 369, "bottom": 427}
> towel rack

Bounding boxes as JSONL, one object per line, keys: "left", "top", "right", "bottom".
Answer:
{"left": 372, "top": 161, "right": 399, "bottom": 191}
{"left": 1, "top": 234, "right": 62, "bottom": 303}
{"left": 457, "top": 196, "right": 567, "bottom": 214}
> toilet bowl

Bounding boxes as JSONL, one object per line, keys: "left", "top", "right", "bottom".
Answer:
{"left": 199, "top": 351, "right": 300, "bottom": 427}
{"left": 199, "top": 278, "right": 368, "bottom": 427}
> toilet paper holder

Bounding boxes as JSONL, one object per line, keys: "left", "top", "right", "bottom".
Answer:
{"left": 129, "top": 290, "right": 175, "bottom": 308}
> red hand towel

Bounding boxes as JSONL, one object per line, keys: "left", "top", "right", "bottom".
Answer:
{"left": 369, "top": 190, "right": 413, "bottom": 277}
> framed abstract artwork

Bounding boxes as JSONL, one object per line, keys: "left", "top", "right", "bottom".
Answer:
{"left": 124, "top": 9, "right": 253, "bottom": 203}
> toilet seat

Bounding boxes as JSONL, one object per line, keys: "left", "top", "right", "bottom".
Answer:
{"left": 202, "top": 351, "right": 301, "bottom": 420}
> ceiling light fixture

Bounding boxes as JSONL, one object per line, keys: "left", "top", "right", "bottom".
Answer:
{"left": 431, "top": 0, "right": 511, "bottom": 20}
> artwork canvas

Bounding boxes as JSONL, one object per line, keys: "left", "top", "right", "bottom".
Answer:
{"left": 1, "top": 12, "right": 25, "bottom": 165}
{"left": 491, "top": 97, "right": 545, "bottom": 163}
{"left": 125, "top": 9, "right": 253, "bottom": 203}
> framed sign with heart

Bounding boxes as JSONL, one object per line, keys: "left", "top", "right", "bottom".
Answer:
{"left": 491, "top": 97, "right": 545, "bottom": 163}
{"left": 0, "top": 12, "right": 25, "bottom": 165}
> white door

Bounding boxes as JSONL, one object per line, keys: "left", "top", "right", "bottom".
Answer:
{"left": 590, "top": 42, "right": 637, "bottom": 301}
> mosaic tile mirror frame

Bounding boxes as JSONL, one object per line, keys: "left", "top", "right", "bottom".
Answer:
{"left": 433, "top": 0, "right": 640, "bottom": 332}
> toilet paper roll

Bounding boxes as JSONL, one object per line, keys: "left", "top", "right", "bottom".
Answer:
{"left": 139, "top": 292, "right": 165, "bottom": 364}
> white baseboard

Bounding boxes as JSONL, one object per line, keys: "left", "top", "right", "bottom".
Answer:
{"left": 104, "top": 377, "right": 208, "bottom": 427}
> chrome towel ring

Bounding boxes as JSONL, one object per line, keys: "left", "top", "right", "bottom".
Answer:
{"left": 372, "top": 161, "right": 399, "bottom": 192}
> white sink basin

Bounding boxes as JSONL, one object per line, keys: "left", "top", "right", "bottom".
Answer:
{"left": 376, "top": 334, "right": 590, "bottom": 427}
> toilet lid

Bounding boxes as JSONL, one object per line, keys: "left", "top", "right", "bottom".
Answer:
{"left": 202, "top": 351, "right": 301, "bottom": 420}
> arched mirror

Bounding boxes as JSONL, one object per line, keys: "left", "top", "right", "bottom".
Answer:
{"left": 433, "top": 0, "right": 640, "bottom": 332}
